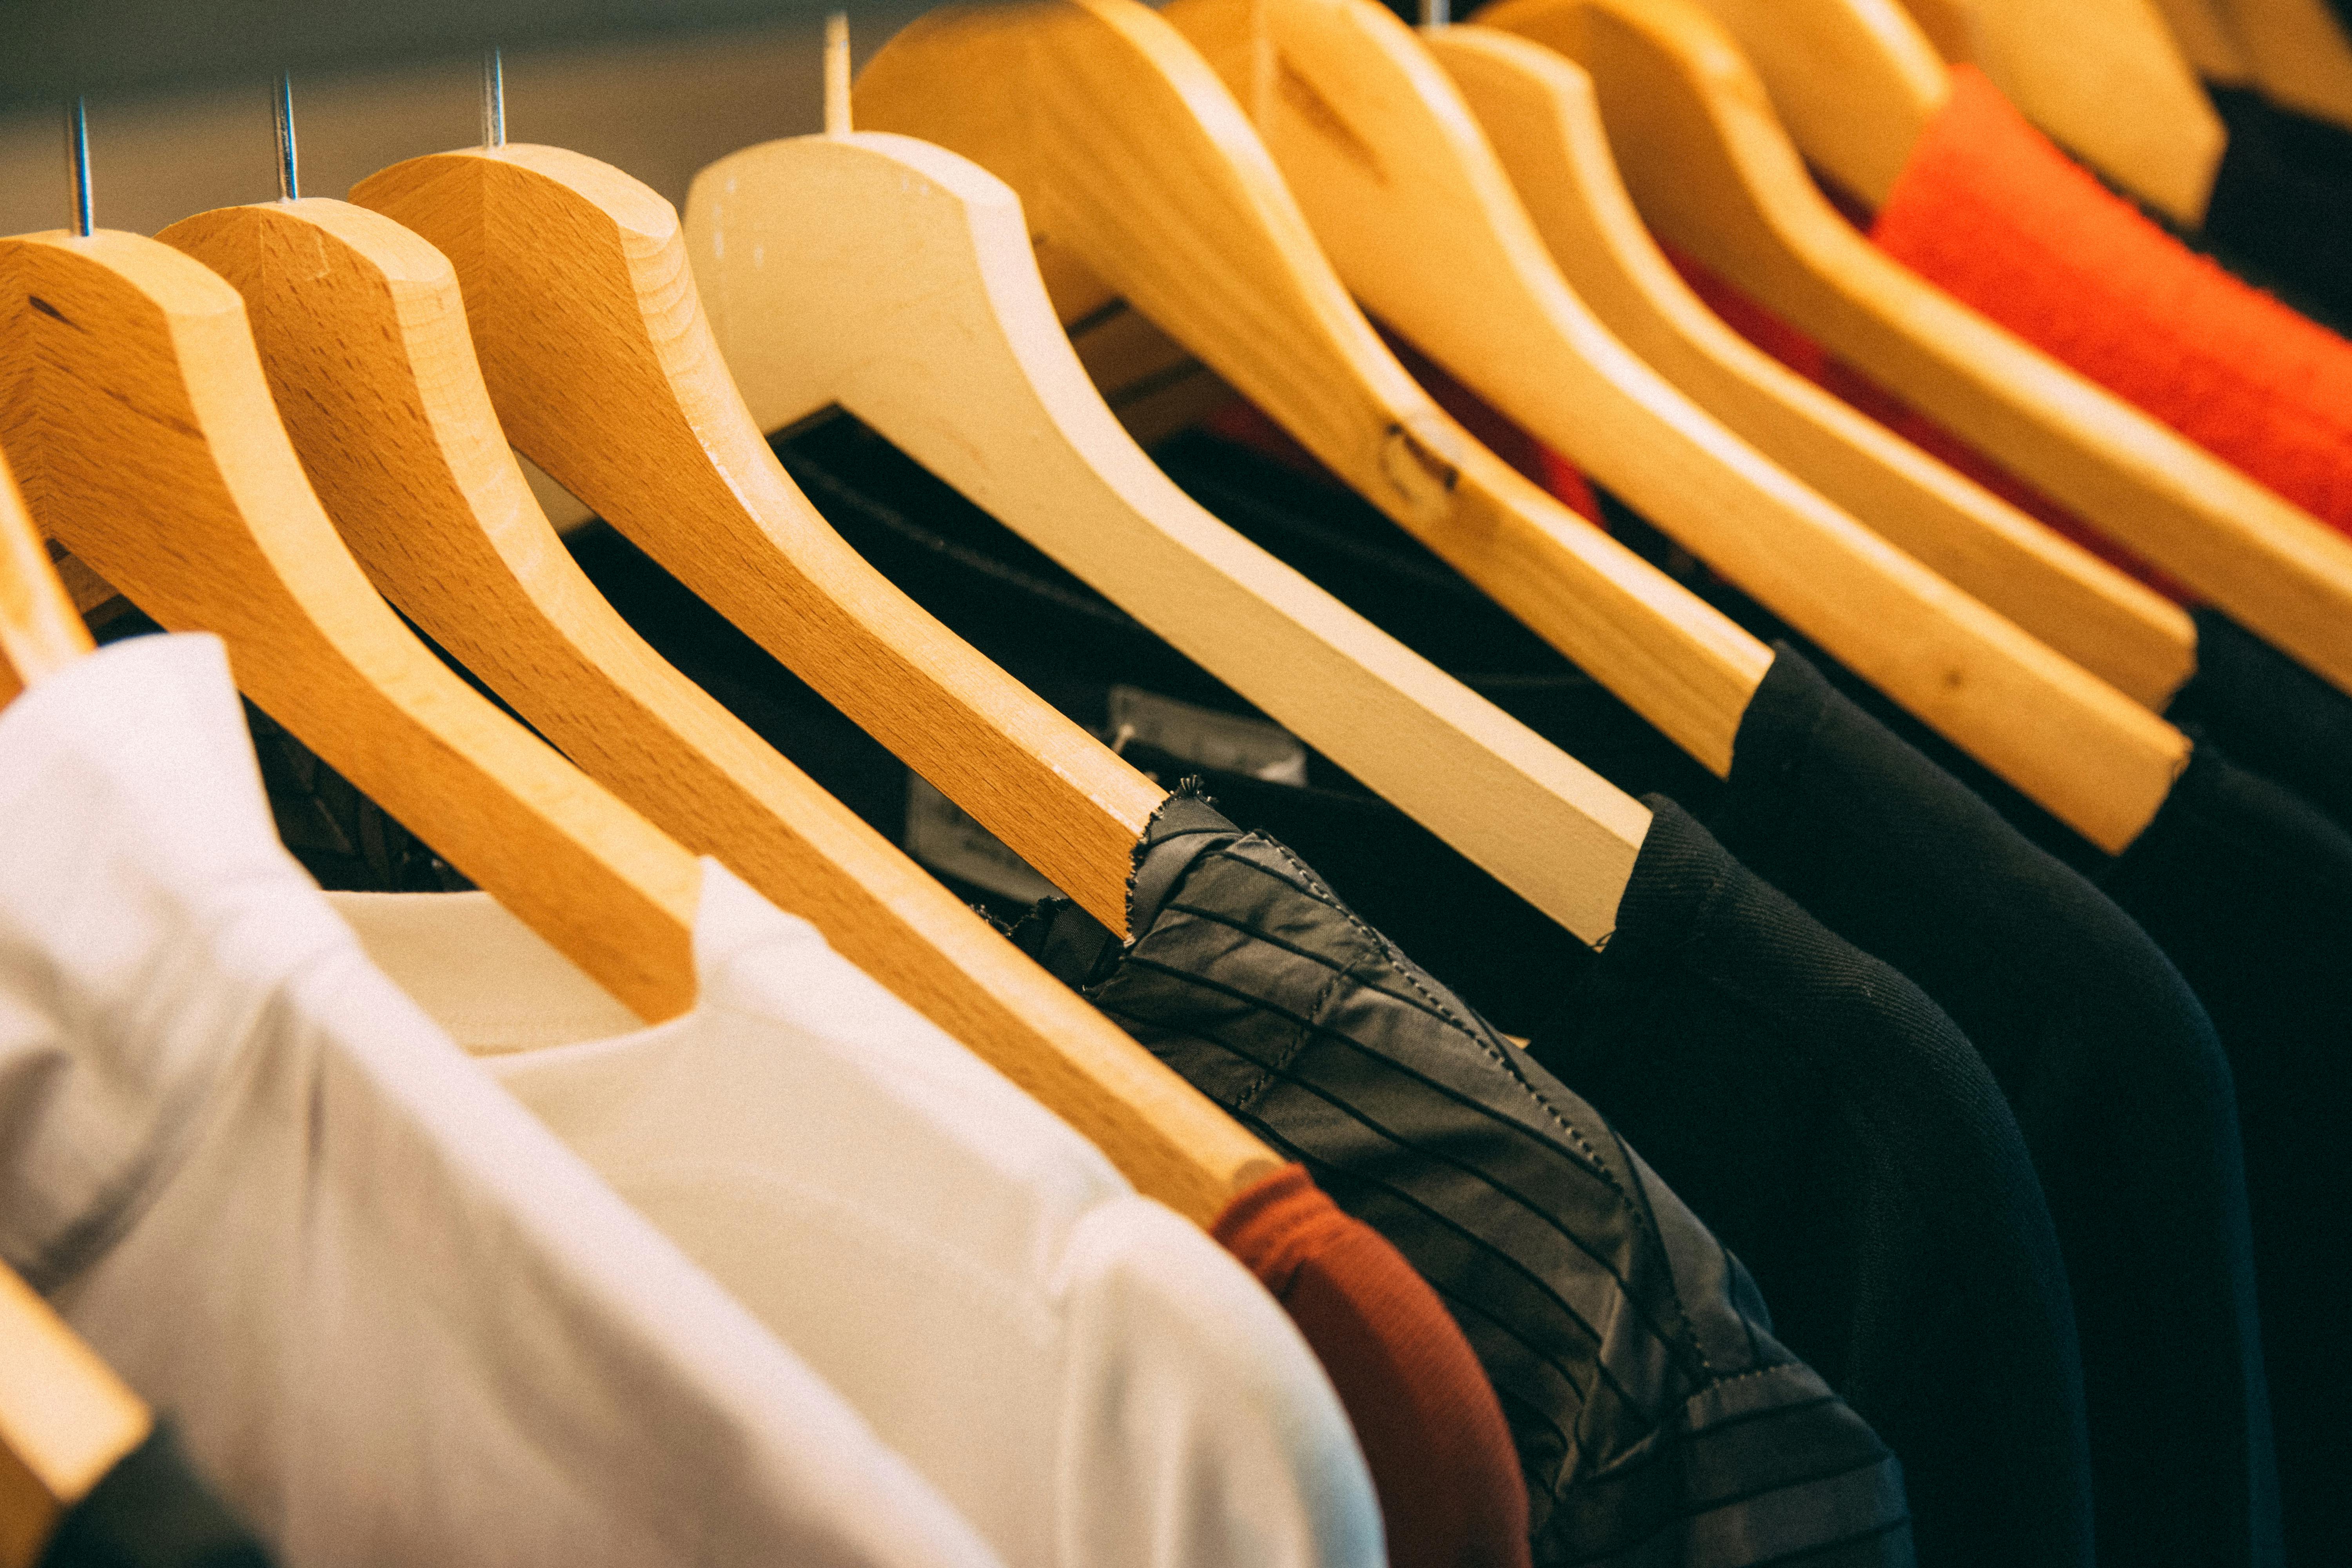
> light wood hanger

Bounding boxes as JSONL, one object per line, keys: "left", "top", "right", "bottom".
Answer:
{"left": 1902, "top": 0, "right": 2225, "bottom": 222}
{"left": 857, "top": 0, "right": 1777, "bottom": 782}
{"left": 154, "top": 194, "right": 1276, "bottom": 1226}
{"left": 2109, "top": 0, "right": 2256, "bottom": 87}
{"left": 1477, "top": 0, "right": 2352, "bottom": 701}
{"left": 0, "top": 221, "right": 708, "bottom": 1022}
{"left": 347, "top": 145, "right": 1166, "bottom": 938}
{"left": 0, "top": 1263, "right": 151, "bottom": 1568}
{"left": 0, "top": 451, "right": 90, "bottom": 708}
{"left": 1663, "top": 0, "right": 2221, "bottom": 223}
{"left": 2227, "top": 0, "right": 2352, "bottom": 131}
{"left": 1429, "top": 24, "right": 2201, "bottom": 710}
{"left": 1162, "top": 0, "right": 2186, "bottom": 851}
{"left": 687, "top": 51, "right": 1649, "bottom": 944}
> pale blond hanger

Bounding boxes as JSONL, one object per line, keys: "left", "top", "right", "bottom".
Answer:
{"left": 1429, "top": 24, "right": 2200, "bottom": 709}
{"left": 2227, "top": 0, "right": 2352, "bottom": 130}
{"left": 688, "top": 18, "right": 1649, "bottom": 944}
{"left": 347, "top": 118, "right": 1169, "bottom": 938}
{"left": 858, "top": 0, "right": 1776, "bottom": 782}
{"left": 0, "top": 448, "right": 91, "bottom": 708}
{"left": 156, "top": 76, "right": 1274, "bottom": 1226}
{"left": 0, "top": 103, "right": 704, "bottom": 1023}
{"left": 1477, "top": 0, "right": 2352, "bottom": 701}
{"left": 1161, "top": 0, "right": 2185, "bottom": 851}
{"left": 0, "top": 1263, "right": 151, "bottom": 1568}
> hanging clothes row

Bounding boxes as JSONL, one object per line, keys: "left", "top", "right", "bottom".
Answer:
{"left": 3, "top": 2, "right": 2348, "bottom": 1566}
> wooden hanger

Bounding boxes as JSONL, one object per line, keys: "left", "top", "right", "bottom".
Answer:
{"left": 0, "top": 221, "right": 705, "bottom": 1023}
{"left": 1902, "top": 0, "right": 2225, "bottom": 222}
{"left": 2111, "top": 0, "right": 2256, "bottom": 87}
{"left": 154, "top": 195, "right": 1276, "bottom": 1225}
{"left": 2227, "top": 0, "right": 2352, "bottom": 131}
{"left": 1161, "top": 0, "right": 2186, "bottom": 851}
{"left": 686, "top": 42, "right": 1649, "bottom": 944}
{"left": 346, "top": 144, "right": 1167, "bottom": 938}
{"left": 857, "top": 0, "right": 1776, "bottom": 784}
{"left": 0, "top": 451, "right": 90, "bottom": 708}
{"left": 0, "top": 1263, "right": 151, "bottom": 1568}
{"left": 1429, "top": 24, "right": 2201, "bottom": 710}
{"left": 1477, "top": 0, "right": 2352, "bottom": 701}
{"left": 1664, "top": 0, "right": 2221, "bottom": 223}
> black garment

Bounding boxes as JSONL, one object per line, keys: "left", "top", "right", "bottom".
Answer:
{"left": 1147, "top": 432, "right": 2285, "bottom": 1568}
{"left": 2201, "top": 87, "right": 2352, "bottom": 337}
{"left": 2167, "top": 606, "right": 2352, "bottom": 836}
{"left": 40, "top": 1424, "right": 274, "bottom": 1568}
{"left": 1016, "top": 791, "right": 1916, "bottom": 1568}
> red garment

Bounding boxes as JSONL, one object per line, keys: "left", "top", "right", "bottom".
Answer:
{"left": 1214, "top": 1164, "right": 1531, "bottom": 1568}
{"left": 1664, "top": 241, "right": 2198, "bottom": 601}
{"left": 1871, "top": 64, "right": 2352, "bottom": 541}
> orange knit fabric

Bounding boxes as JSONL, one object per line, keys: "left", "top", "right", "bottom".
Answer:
{"left": 1871, "top": 64, "right": 2352, "bottom": 539}
{"left": 1215, "top": 1164, "right": 1532, "bottom": 1568}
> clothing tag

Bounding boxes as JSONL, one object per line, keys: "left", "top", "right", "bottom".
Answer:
{"left": 903, "top": 775, "right": 1064, "bottom": 904}
{"left": 1106, "top": 686, "right": 1308, "bottom": 786}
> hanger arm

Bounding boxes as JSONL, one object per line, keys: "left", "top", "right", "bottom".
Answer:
{"left": 1480, "top": 0, "right": 2352, "bottom": 701}
{"left": 2143, "top": 0, "right": 2256, "bottom": 84}
{"left": 1162, "top": 0, "right": 2185, "bottom": 852}
{"left": 348, "top": 145, "right": 1164, "bottom": 936}
{"left": 0, "top": 452, "right": 91, "bottom": 709}
{"left": 2227, "top": 0, "right": 2352, "bottom": 130}
{"left": 689, "top": 129, "right": 1651, "bottom": 944}
{"left": 0, "top": 229, "right": 702, "bottom": 1022}
{"left": 153, "top": 197, "right": 1275, "bottom": 1224}
{"left": 0, "top": 1263, "right": 152, "bottom": 1568}
{"left": 1430, "top": 23, "right": 2200, "bottom": 710}
{"left": 857, "top": 0, "right": 1775, "bottom": 781}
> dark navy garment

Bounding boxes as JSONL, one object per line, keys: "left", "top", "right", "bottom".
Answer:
{"left": 1014, "top": 791, "right": 1917, "bottom": 1568}
{"left": 40, "top": 1425, "right": 274, "bottom": 1568}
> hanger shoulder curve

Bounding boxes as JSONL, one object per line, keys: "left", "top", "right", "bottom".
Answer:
{"left": 0, "top": 1263, "right": 151, "bottom": 1568}
{"left": 0, "top": 228, "right": 701, "bottom": 1022}
{"left": 1430, "top": 22, "right": 2200, "bottom": 710}
{"left": 856, "top": 0, "right": 1774, "bottom": 780}
{"left": 2228, "top": 0, "right": 2352, "bottom": 131}
{"left": 348, "top": 145, "right": 1164, "bottom": 936}
{"left": 152, "top": 194, "right": 1275, "bottom": 1224}
{"left": 1479, "top": 0, "right": 2352, "bottom": 701}
{"left": 2143, "top": 0, "right": 2256, "bottom": 84}
{"left": 0, "top": 452, "right": 91, "bottom": 709}
{"left": 1163, "top": 0, "right": 2185, "bottom": 851}
{"left": 689, "top": 128, "right": 1651, "bottom": 944}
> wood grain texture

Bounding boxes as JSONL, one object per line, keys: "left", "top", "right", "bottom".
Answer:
{"left": 0, "top": 228, "right": 703, "bottom": 1021}
{"left": 1164, "top": 0, "right": 2186, "bottom": 851}
{"left": 1432, "top": 24, "right": 2200, "bottom": 709}
{"left": 0, "top": 450, "right": 89, "bottom": 710}
{"left": 689, "top": 129, "right": 1651, "bottom": 944}
{"left": 158, "top": 198, "right": 1276, "bottom": 1226}
{"left": 856, "top": 0, "right": 1773, "bottom": 779}
{"left": 0, "top": 1265, "right": 150, "bottom": 1568}
{"left": 1901, "top": 0, "right": 2225, "bottom": 222}
{"left": 349, "top": 145, "right": 1165, "bottom": 935}
{"left": 2227, "top": 0, "right": 2352, "bottom": 130}
{"left": 1479, "top": 0, "right": 2352, "bottom": 701}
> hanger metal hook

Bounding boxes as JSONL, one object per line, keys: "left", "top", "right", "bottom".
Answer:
{"left": 483, "top": 47, "right": 506, "bottom": 148}
{"left": 64, "top": 97, "right": 93, "bottom": 238}
{"left": 274, "top": 73, "right": 300, "bottom": 202}
{"left": 1421, "top": 0, "right": 1450, "bottom": 28}
{"left": 824, "top": 13, "right": 852, "bottom": 138}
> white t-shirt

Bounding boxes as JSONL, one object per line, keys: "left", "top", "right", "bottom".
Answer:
{"left": 0, "top": 633, "right": 1001, "bottom": 1568}
{"left": 329, "top": 854, "right": 1384, "bottom": 1568}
